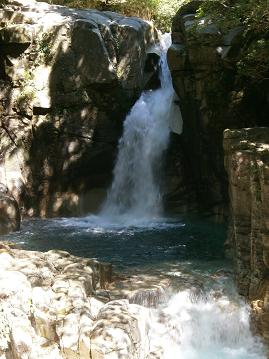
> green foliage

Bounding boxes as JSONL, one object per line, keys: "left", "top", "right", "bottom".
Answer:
{"left": 237, "top": 39, "right": 269, "bottom": 81}
{"left": 196, "top": 0, "right": 269, "bottom": 82}
{"left": 153, "top": 0, "right": 183, "bottom": 31}
{"left": 42, "top": 0, "right": 185, "bottom": 31}
{"left": 197, "top": 0, "right": 269, "bottom": 33}
{"left": 36, "top": 33, "right": 54, "bottom": 64}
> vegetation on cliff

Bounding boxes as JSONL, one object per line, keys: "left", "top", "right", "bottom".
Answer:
{"left": 197, "top": 0, "right": 269, "bottom": 82}
{"left": 41, "top": 0, "right": 269, "bottom": 77}
{"left": 41, "top": 0, "right": 184, "bottom": 31}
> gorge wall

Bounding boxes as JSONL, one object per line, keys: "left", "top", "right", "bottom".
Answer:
{"left": 167, "top": 0, "right": 269, "bottom": 216}
{"left": 0, "top": 0, "right": 158, "bottom": 217}
{"left": 168, "top": 0, "right": 269, "bottom": 344}
{"left": 224, "top": 128, "right": 269, "bottom": 344}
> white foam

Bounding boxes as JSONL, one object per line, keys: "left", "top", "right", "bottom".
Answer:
{"left": 148, "top": 290, "right": 266, "bottom": 359}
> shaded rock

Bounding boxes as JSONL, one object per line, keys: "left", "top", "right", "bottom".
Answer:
{"left": 224, "top": 127, "right": 269, "bottom": 344}
{"left": 0, "top": 191, "right": 20, "bottom": 235}
{"left": 71, "top": 21, "right": 116, "bottom": 84}
{"left": 0, "top": 24, "right": 32, "bottom": 43}
{"left": 128, "top": 286, "right": 167, "bottom": 308}
{"left": 167, "top": 1, "right": 269, "bottom": 216}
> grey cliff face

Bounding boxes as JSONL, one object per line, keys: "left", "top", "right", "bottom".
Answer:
{"left": 0, "top": 0, "right": 159, "bottom": 219}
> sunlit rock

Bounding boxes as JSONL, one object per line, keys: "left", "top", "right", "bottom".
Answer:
{"left": 85, "top": 297, "right": 104, "bottom": 320}
{"left": 57, "top": 312, "right": 80, "bottom": 359}
{"left": 89, "top": 300, "right": 150, "bottom": 359}
{"left": 0, "top": 271, "right": 31, "bottom": 313}
{"left": 0, "top": 242, "right": 129, "bottom": 358}
{"left": 9, "top": 317, "right": 33, "bottom": 359}
{"left": 0, "top": 252, "right": 15, "bottom": 271}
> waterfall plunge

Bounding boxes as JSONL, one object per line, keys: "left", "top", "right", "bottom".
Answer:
{"left": 101, "top": 34, "right": 182, "bottom": 222}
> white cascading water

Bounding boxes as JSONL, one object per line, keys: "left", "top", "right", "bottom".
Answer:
{"left": 147, "top": 288, "right": 266, "bottom": 359}
{"left": 100, "top": 34, "right": 182, "bottom": 221}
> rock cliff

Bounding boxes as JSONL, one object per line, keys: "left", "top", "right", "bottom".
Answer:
{"left": 224, "top": 128, "right": 269, "bottom": 344}
{"left": 167, "top": 1, "right": 269, "bottom": 216}
{"left": 0, "top": 0, "right": 158, "bottom": 217}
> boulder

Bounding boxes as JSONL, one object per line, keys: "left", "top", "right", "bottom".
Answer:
{"left": 81, "top": 300, "right": 150, "bottom": 359}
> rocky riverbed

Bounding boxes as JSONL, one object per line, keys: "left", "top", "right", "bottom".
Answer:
{"left": 0, "top": 241, "right": 158, "bottom": 359}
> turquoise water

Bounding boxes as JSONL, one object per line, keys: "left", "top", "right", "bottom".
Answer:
{"left": 1, "top": 215, "right": 226, "bottom": 272}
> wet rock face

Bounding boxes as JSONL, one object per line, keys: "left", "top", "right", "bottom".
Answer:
{"left": 0, "top": 0, "right": 158, "bottom": 217}
{"left": 167, "top": 1, "right": 269, "bottom": 215}
{"left": 224, "top": 128, "right": 269, "bottom": 343}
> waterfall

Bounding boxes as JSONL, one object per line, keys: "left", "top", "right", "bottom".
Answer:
{"left": 101, "top": 34, "right": 182, "bottom": 222}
